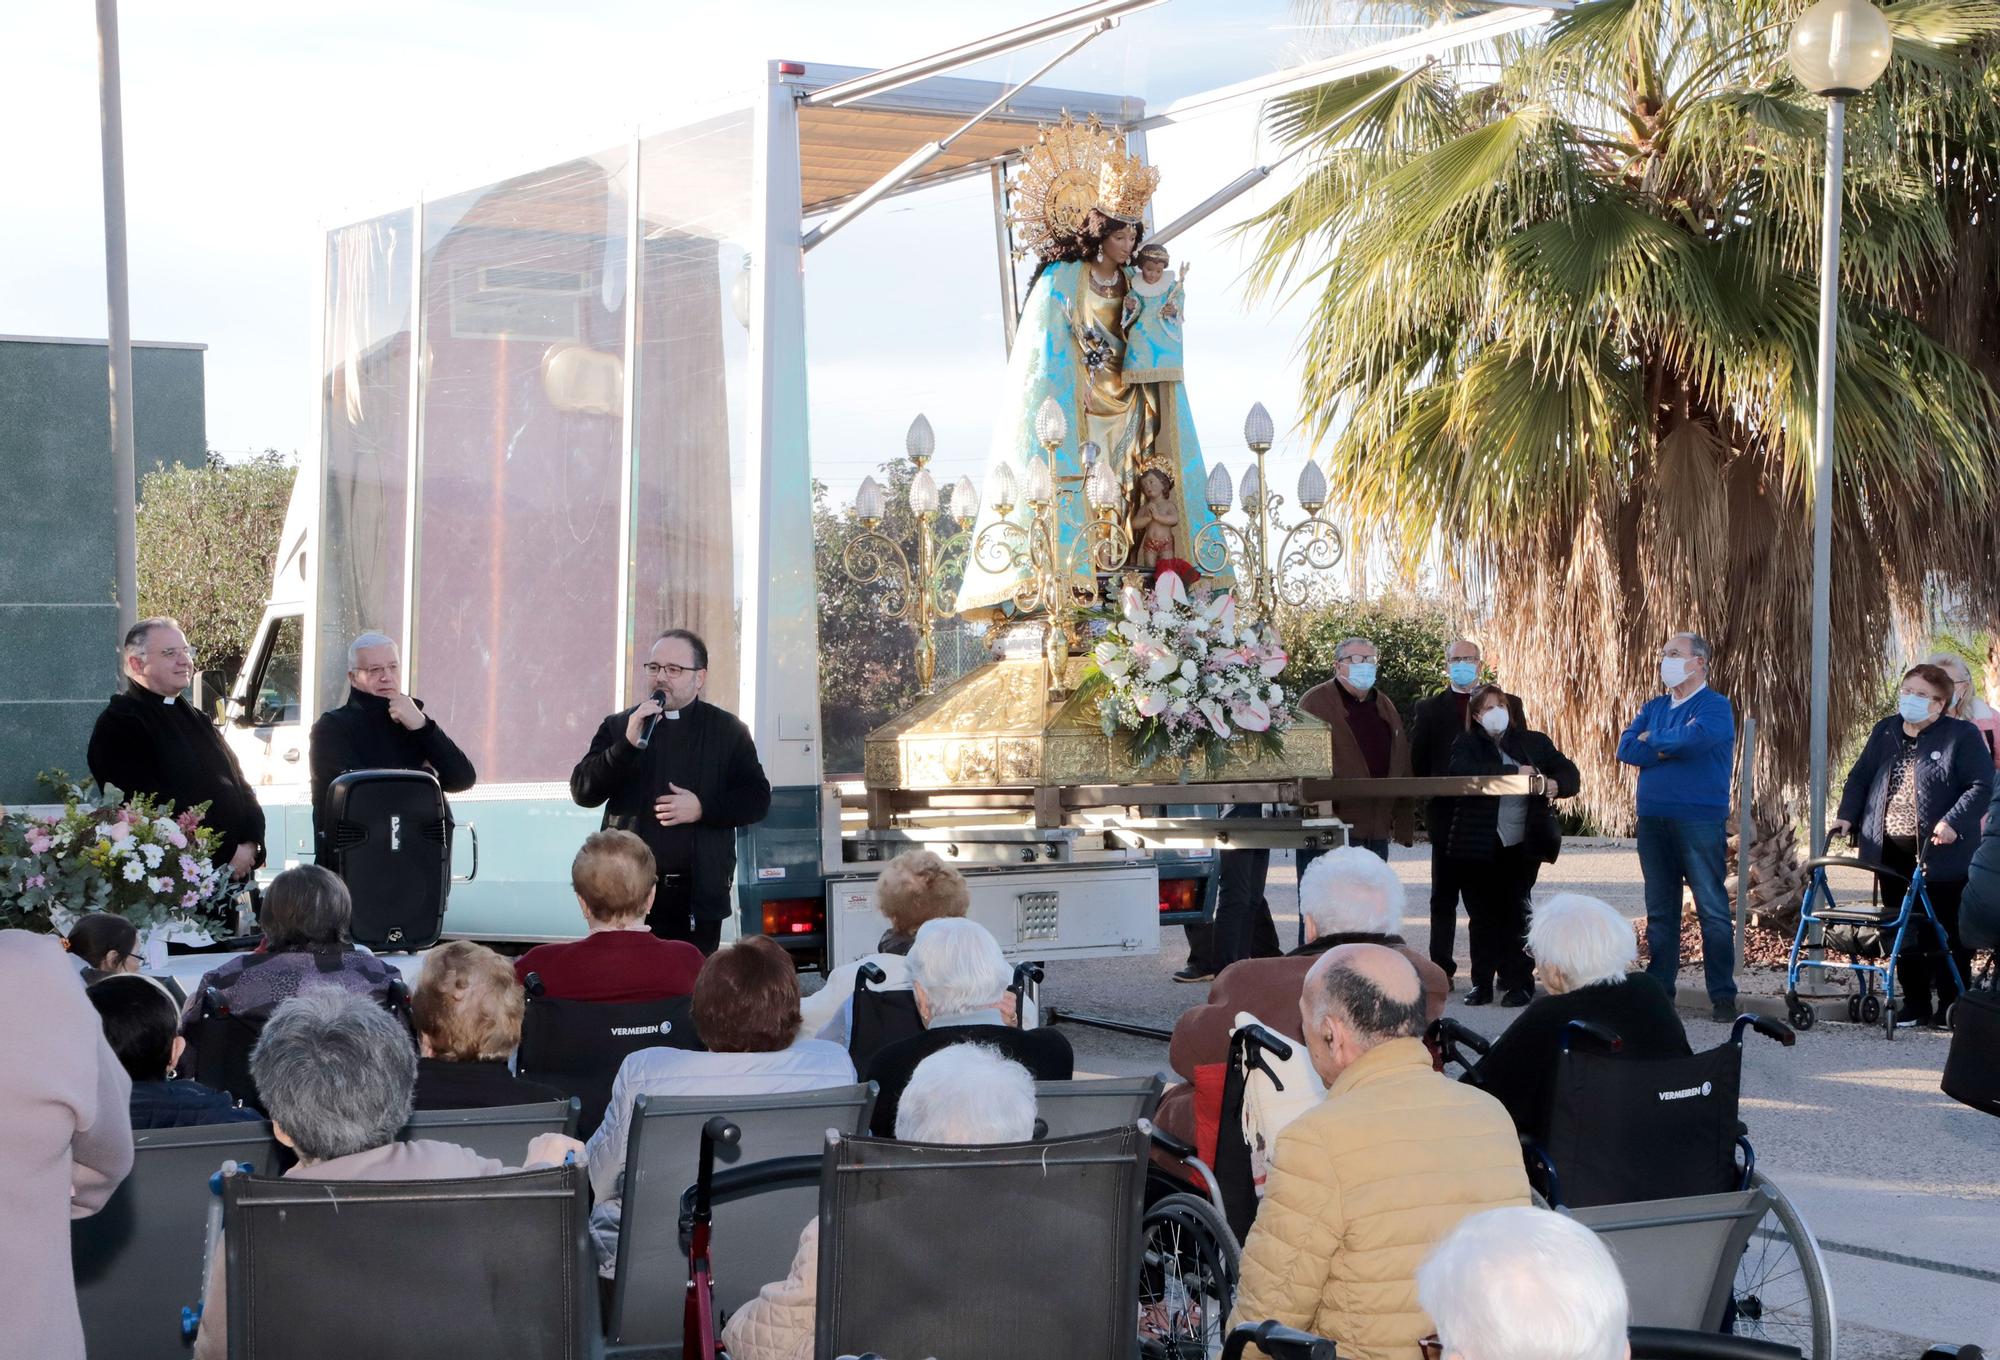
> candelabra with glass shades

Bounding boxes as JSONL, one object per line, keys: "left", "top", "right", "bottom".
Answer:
{"left": 1191, "top": 402, "right": 1345, "bottom": 621}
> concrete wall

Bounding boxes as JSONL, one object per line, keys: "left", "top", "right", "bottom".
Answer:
{"left": 0, "top": 336, "right": 207, "bottom": 804}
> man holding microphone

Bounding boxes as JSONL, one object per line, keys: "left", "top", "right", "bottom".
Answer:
{"left": 569, "top": 629, "right": 771, "bottom": 953}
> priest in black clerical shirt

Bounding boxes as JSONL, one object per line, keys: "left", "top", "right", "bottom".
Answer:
{"left": 87, "top": 618, "right": 266, "bottom": 881}
{"left": 309, "top": 631, "right": 477, "bottom": 855}
{"left": 569, "top": 628, "right": 771, "bottom": 953}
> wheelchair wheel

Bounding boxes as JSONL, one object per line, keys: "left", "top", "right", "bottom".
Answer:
{"left": 1733, "top": 1171, "right": 1836, "bottom": 1360}
{"left": 1138, "top": 1191, "right": 1239, "bottom": 1360}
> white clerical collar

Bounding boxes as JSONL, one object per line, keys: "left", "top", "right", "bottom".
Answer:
{"left": 662, "top": 708, "right": 680, "bottom": 720}
{"left": 160, "top": 693, "right": 177, "bottom": 705}
{"left": 1669, "top": 681, "right": 1707, "bottom": 708}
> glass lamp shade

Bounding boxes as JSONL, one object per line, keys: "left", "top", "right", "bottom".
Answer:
{"left": 951, "top": 475, "right": 980, "bottom": 522}
{"left": 1024, "top": 455, "right": 1055, "bottom": 504}
{"left": 1297, "top": 459, "right": 1329, "bottom": 512}
{"left": 908, "top": 467, "right": 939, "bottom": 515}
{"left": 906, "top": 413, "right": 936, "bottom": 465}
{"left": 1240, "top": 464, "right": 1262, "bottom": 510}
{"left": 988, "top": 463, "right": 1019, "bottom": 514}
{"left": 855, "top": 475, "right": 884, "bottom": 522}
{"left": 1034, "top": 396, "right": 1069, "bottom": 449}
{"left": 1206, "top": 463, "right": 1234, "bottom": 514}
{"left": 1788, "top": 0, "right": 1893, "bottom": 94}
{"left": 1243, "top": 401, "right": 1275, "bottom": 453}
{"left": 1086, "top": 458, "right": 1120, "bottom": 509}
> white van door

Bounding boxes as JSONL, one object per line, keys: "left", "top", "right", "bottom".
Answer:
{"left": 222, "top": 610, "right": 309, "bottom": 795}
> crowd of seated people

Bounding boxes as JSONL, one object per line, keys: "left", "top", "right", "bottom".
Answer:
{"left": 14, "top": 830, "right": 1807, "bottom": 1360}
{"left": 515, "top": 829, "right": 704, "bottom": 1003}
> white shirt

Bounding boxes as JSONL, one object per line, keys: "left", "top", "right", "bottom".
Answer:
{"left": 1668, "top": 681, "right": 1708, "bottom": 709}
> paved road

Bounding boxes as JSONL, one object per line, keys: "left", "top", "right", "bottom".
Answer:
{"left": 1041, "top": 845, "right": 1999, "bottom": 1360}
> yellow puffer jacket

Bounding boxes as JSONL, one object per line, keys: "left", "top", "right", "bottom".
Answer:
{"left": 1226, "top": 1037, "right": 1531, "bottom": 1360}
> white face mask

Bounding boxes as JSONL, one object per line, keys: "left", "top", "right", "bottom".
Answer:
{"left": 1478, "top": 706, "right": 1510, "bottom": 736}
{"left": 1660, "top": 656, "right": 1690, "bottom": 687}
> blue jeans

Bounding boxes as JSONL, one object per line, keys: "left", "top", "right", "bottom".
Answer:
{"left": 1637, "top": 816, "right": 1736, "bottom": 1003}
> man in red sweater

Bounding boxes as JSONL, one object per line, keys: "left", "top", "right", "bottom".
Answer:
{"left": 514, "top": 831, "right": 704, "bottom": 1003}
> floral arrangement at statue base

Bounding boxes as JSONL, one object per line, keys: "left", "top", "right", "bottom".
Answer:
{"left": 0, "top": 773, "right": 231, "bottom": 943}
{"left": 1079, "top": 570, "right": 1294, "bottom": 776}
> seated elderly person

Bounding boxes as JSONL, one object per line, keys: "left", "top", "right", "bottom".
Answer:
{"left": 514, "top": 830, "right": 705, "bottom": 1003}
{"left": 1156, "top": 847, "right": 1448, "bottom": 1145}
{"left": 411, "top": 941, "right": 566, "bottom": 1110}
{"left": 177, "top": 865, "right": 399, "bottom": 1073}
{"left": 799, "top": 849, "right": 969, "bottom": 1045}
{"left": 191, "top": 989, "right": 583, "bottom": 1360}
{"left": 88, "top": 974, "right": 259, "bottom": 1129}
{"left": 1229, "top": 944, "right": 1530, "bottom": 1360}
{"left": 721, "top": 1043, "right": 1038, "bottom": 1360}
{"left": 1416, "top": 1207, "right": 1630, "bottom": 1360}
{"left": 859, "top": 918, "right": 1072, "bottom": 1137}
{"left": 1466, "top": 893, "right": 1690, "bottom": 1145}
{"left": 586, "top": 935, "right": 854, "bottom": 1274}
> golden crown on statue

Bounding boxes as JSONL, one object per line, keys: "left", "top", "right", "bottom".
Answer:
{"left": 1096, "top": 143, "right": 1160, "bottom": 224}
{"left": 1005, "top": 112, "right": 1159, "bottom": 260}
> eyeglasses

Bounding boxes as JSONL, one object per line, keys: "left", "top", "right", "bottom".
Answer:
{"left": 151, "top": 646, "right": 197, "bottom": 663}
{"left": 1420, "top": 1335, "right": 1444, "bottom": 1360}
{"left": 643, "top": 662, "right": 702, "bottom": 678}
{"left": 355, "top": 664, "right": 400, "bottom": 680}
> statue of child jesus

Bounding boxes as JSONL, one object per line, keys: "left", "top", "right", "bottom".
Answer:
{"left": 1128, "top": 466, "right": 1182, "bottom": 572}
{"left": 1119, "top": 243, "right": 1185, "bottom": 384}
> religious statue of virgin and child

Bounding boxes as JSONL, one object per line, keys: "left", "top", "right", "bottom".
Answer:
{"left": 954, "top": 115, "right": 1222, "bottom": 619}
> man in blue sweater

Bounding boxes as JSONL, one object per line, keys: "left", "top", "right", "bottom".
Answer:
{"left": 1617, "top": 632, "right": 1738, "bottom": 1021}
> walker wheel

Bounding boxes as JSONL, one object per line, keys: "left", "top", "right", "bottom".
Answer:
{"left": 1788, "top": 1002, "right": 1816, "bottom": 1032}
{"left": 1881, "top": 1005, "right": 1897, "bottom": 1040}
{"left": 1846, "top": 996, "right": 1861, "bottom": 1023}
{"left": 1860, "top": 995, "right": 1881, "bottom": 1024}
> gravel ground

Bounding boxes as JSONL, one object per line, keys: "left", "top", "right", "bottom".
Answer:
{"left": 1038, "top": 844, "right": 1998, "bottom": 1360}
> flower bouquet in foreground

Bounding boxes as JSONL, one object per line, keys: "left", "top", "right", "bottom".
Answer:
{"left": 1080, "top": 570, "right": 1294, "bottom": 775}
{"left": 0, "top": 773, "right": 230, "bottom": 941}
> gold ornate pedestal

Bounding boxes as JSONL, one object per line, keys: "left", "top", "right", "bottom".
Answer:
{"left": 862, "top": 656, "right": 1332, "bottom": 791}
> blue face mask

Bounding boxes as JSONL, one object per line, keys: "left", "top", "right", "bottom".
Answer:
{"left": 1447, "top": 661, "right": 1479, "bottom": 688}
{"left": 1345, "top": 661, "right": 1378, "bottom": 691}
{"left": 1899, "top": 693, "right": 1935, "bottom": 725}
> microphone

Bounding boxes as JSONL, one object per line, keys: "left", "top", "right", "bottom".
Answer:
{"left": 634, "top": 692, "right": 666, "bottom": 750}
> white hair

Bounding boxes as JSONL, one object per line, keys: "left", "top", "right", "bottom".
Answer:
{"left": 1527, "top": 894, "right": 1637, "bottom": 990}
{"left": 1927, "top": 652, "right": 1977, "bottom": 717}
{"left": 1418, "top": 1208, "right": 1629, "bottom": 1360}
{"left": 907, "top": 918, "right": 1012, "bottom": 1020}
{"left": 1668, "top": 631, "right": 1711, "bottom": 663}
{"left": 894, "top": 1043, "right": 1038, "bottom": 1144}
{"left": 347, "top": 631, "right": 398, "bottom": 671}
{"left": 1334, "top": 636, "right": 1376, "bottom": 662}
{"left": 1298, "top": 847, "right": 1406, "bottom": 937}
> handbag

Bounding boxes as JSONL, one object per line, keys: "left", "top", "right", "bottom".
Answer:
{"left": 1941, "top": 971, "right": 2000, "bottom": 1117}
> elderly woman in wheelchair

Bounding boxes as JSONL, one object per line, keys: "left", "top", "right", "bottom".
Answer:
{"left": 1462, "top": 894, "right": 1690, "bottom": 1145}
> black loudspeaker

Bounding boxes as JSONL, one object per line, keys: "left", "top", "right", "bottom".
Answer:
{"left": 322, "top": 769, "right": 450, "bottom": 951}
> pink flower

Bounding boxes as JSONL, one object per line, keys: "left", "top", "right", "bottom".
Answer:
{"left": 25, "top": 874, "right": 46, "bottom": 890}
{"left": 181, "top": 890, "right": 200, "bottom": 908}
{"left": 177, "top": 809, "right": 203, "bottom": 832}
{"left": 1156, "top": 571, "right": 1188, "bottom": 607}
{"left": 1137, "top": 689, "right": 1171, "bottom": 718}
{"left": 180, "top": 855, "right": 201, "bottom": 881}
{"left": 27, "top": 831, "right": 52, "bottom": 854}
{"left": 1230, "top": 697, "right": 1273, "bottom": 732}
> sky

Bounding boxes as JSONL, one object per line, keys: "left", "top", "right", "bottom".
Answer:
{"left": 2, "top": 0, "right": 1426, "bottom": 586}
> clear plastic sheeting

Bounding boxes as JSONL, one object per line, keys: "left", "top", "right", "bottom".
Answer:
{"left": 630, "top": 111, "right": 754, "bottom": 715}
{"left": 413, "top": 148, "right": 633, "bottom": 787}
{"left": 318, "top": 210, "right": 415, "bottom": 719}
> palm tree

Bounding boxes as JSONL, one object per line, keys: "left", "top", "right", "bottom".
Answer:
{"left": 1247, "top": 0, "right": 2000, "bottom": 922}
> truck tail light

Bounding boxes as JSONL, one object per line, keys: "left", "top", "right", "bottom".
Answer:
{"left": 1157, "top": 878, "right": 1201, "bottom": 915}
{"left": 762, "top": 897, "right": 824, "bottom": 937}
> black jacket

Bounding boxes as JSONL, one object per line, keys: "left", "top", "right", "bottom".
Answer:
{"left": 1466, "top": 973, "right": 1690, "bottom": 1144}
{"left": 1836, "top": 714, "right": 1993, "bottom": 882}
{"left": 87, "top": 682, "right": 266, "bottom": 864}
{"left": 568, "top": 697, "right": 771, "bottom": 921}
{"left": 1962, "top": 786, "right": 2000, "bottom": 951}
{"left": 310, "top": 688, "right": 477, "bottom": 851}
{"left": 412, "top": 1057, "right": 567, "bottom": 1112}
{"left": 861, "top": 1022, "right": 1075, "bottom": 1137}
{"left": 1409, "top": 689, "right": 1525, "bottom": 834}
{"left": 129, "top": 1078, "right": 264, "bottom": 1131}
{"left": 1445, "top": 727, "right": 1580, "bottom": 864}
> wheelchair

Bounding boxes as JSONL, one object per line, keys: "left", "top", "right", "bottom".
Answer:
{"left": 1782, "top": 854, "right": 1966, "bottom": 1039}
{"left": 1430, "top": 1014, "right": 1835, "bottom": 1360}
